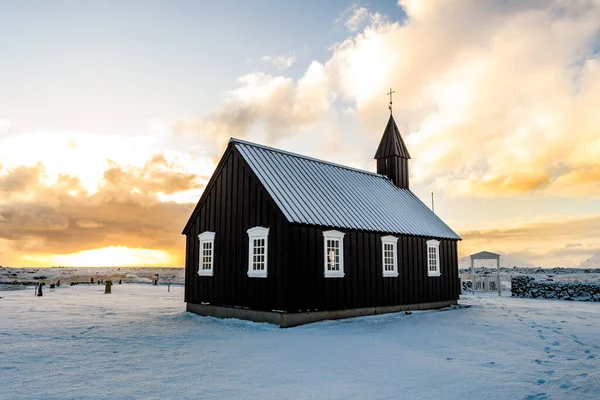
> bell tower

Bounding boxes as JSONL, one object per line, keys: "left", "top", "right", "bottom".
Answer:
{"left": 374, "top": 90, "right": 411, "bottom": 189}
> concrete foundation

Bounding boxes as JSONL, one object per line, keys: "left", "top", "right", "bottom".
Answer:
{"left": 186, "top": 300, "right": 458, "bottom": 328}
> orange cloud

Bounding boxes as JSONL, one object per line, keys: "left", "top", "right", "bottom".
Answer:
{"left": 0, "top": 154, "right": 203, "bottom": 267}
{"left": 0, "top": 163, "right": 44, "bottom": 193}
{"left": 458, "top": 214, "right": 600, "bottom": 266}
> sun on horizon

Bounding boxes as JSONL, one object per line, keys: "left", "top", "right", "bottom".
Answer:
{"left": 16, "top": 246, "right": 177, "bottom": 268}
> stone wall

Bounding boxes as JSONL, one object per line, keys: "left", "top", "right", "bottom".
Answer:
{"left": 511, "top": 276, "right": 600, "bottom": 302}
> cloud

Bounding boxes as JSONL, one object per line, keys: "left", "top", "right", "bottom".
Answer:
{"left": 259, "top": 53, "right": 297, "bottom": 69}
{"left": 0, "top": 163, "right": 45, "bottom": 193}
{"left": 102, "top": 153, "right": 203, "bottom": 197}
{"left": 177, "top": 0, "right": 600, "bottom": 198}
{"left": 329, "top": 0, "right": 600, "bottom": 197}
{"left": 0, "top": 154, "right": 203, "bottom": 266}
{"left": 174, "top": 63, "right": 331, "bottom": 156}
{"left": 0, "top": 119, "right": 10, "bottom": 133}
{"left": 75, "top": 219, "right": 103, "bottom": 229}
{"left": 342, "top": 4, "right": 387, "bottom": 32}
{"left": 458, "top": 214, "right": 600, "bottom": 266}
{"left": 345, "top": 6, "right": 369, "bottom": 31}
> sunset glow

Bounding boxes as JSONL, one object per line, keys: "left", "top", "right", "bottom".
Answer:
{"left": 1, "top": 0, "right": 599, "bottom": 268}
{"left": 20, "top": 246, "right": 174, "bottom": 268}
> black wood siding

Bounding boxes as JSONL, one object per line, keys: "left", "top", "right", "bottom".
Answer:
{"left": 184, "top": 147, "right": 289, "bottom": 311}
{"left": 377, "top": 157, "right": 409, "bottom": 189}
{"left": 287, "top": 225, "right": 459, "bottom": 312}
{"left": 184, "top": 145, "right": 459, "bottom": 314}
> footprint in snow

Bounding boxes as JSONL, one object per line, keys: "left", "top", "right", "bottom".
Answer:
{"left": 534, "top": 359, "right": 543, "bottom": 365}
{"left": 536, "top": 379, "right": 546, "bottom": 385}
{"left": 584, "top": 349, "right": 591, "bottom": 354}
{"left": 547, "top": 354, "right": 555, "bottom": 359}
{"left": 524, "top": 393, "right": 548, "bottom": 400}
{"left": 587, "top": 355, "right": 596, "bottom": 359}
{"left": 580, "top": 373, "right": 588, "bottom": 377}
{"left": 551, "top": 341, "right": 560, "bottom": 346}
{"left": 559, "top": 383, "right": 570, "bottom": 389}
{"left": 544, "top": 347, "right": 551, "bottom": 353}
{"left": 544, "top": 370, "right": 555, "bottom": 376}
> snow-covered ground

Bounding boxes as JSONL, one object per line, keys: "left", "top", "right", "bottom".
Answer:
{"left": 1, "top": 285, "right": 599, "bottom": 400}
{"left": 0, "top": 266, "right": 185, "bottom": 285}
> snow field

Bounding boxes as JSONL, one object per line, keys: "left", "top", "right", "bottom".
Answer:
{"left": 0, "top": 285, "right": 598, "bottom": 400}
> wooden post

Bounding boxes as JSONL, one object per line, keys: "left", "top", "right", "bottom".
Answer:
{"left": 470, "top": 257, "right": 475, "bottom": 293}
{"left": 497, "top": 257, "right": 501, "bottom": 296}
{"left": 37, "top": 283, "right": 43, "bottom": 297}
{"left": 105, "top": 280, "right": 112, "bottom": 294}
{"left": 168, "top": 279, "right": 171, "bottom": 292}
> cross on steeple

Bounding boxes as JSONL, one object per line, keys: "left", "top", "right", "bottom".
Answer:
{"left": 387, "top": 88, "right": 395, "bottom": 113}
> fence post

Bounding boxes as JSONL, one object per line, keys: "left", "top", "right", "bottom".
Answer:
{"left": 470, "top": 257, "right": 475, "bottom": 293}
{"left": 105, "top": 280, "right": 112, "bottom": 294}
{"left": 497, "top": 258, "right": 501, "bottom": 296}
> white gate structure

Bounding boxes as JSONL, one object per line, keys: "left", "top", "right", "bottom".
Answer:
{"left": 469, "top": 251, "right": 501, "bottom": 296}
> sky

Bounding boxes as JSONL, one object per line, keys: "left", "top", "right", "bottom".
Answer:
{"left": 1, "top": 0, "right": 600, "bottom": 268}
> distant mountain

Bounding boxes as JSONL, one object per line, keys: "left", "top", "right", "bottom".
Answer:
{"left": 458, "top": 253, "right": 538, "bottom": 269}
{"left": 578, "top": 251, "right": 600, "bottom": 269}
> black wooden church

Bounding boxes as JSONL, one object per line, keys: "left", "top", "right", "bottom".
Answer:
{"left": 182, "top": 113, "right": 461, "bottom": 327}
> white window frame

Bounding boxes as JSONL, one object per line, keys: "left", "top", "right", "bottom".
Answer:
{"left": 427, "top": 239, "right": 441, "bottom": 277}
{"left": 247, "top": 227, "right": 269, "bottom": 278}
{"left": 323, "top": 230, "right": 345, "bottom": 278}
{"left": 381, "top": 235, "right": 399, "bottom": 277}
{"left": 197, "top": 231, "right": 215, "bottom": 277}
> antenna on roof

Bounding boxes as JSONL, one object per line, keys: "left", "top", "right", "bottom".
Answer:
{"left": 431, "top": 192, "right": 435, "bottom": 213}
{"left": 387, "top": 88, "right": 395, "bottom": 114}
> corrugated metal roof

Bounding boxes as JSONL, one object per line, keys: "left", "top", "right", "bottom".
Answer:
{"left": 232, "top": 138, "right": 460, "bottom": 240}
{"left": 374, "top": 114, "right": 411, "bottom": 159}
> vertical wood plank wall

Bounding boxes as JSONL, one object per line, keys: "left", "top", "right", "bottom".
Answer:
{"left": 184, "top": 148, "right": 289, "bottom": 311}
{"left": 287, "top": 225, "right": 459, "bottom": 313}
{"left": 376, "top": 157, "right": 409, "bottom": 189}
{"left": 184, "top": 144, "right": 460, "bottom": 314}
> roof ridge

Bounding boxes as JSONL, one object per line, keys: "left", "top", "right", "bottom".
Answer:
{"left": 230, "top": 137, "right": 387, "bottom": 179}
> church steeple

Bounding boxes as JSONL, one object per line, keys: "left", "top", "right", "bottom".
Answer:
{"left": 374, "top": 113, "right": 411, "bottom": 189}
